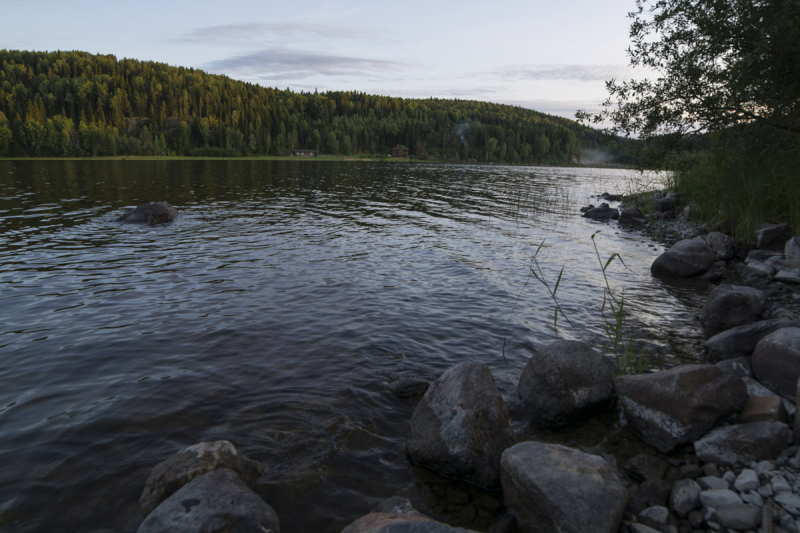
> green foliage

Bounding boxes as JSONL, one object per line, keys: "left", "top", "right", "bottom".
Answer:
{"left": 0, "top": 49, "right": 630, "bottom": 162}
{"left": 579, "top": 0, "right": 800, "bottom": 141}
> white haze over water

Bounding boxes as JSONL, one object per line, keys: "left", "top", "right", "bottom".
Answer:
{"left": 1, "top": 0, "right": 641, "bottom": 119}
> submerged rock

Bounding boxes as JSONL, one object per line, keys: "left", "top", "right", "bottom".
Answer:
{"left": 517, "top": 340, "right": 613, "bottom": 426}
{"left": 137, "top": 469, "right": 279, "bottom": 533}
{"left": 341, "top": 497, "right": 477, "bottom": 533}
{"left": 582, "top": 203, "right": 619, "bottom": 221}
{"left": 405, "top": 362, "right": 516, "bottom": 488}
{"left": 650, "top": 238, "right": 716, "bottom": 278}
{"left": 116, "top": 202, "right": 179, "bottom": 224}
{"left": 615, "top": 365, "right": 747, "bottom": 453}
{"left": 752, "top": 327, "right": 800, "bottom": 399}
{"left": 694, "top": 421, "right": 791, "bottom": 466}
{"left": 501, "top": 442, "right": 628, "bottom": 533}
{"left": 700, "top": 284, "right": 766, "bottom": 330}
{"left": 140, "top": 440, "right": 265, "bottom": 517}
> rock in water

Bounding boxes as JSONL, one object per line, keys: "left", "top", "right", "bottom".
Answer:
{"left": 405, "top": 362, "right": 516, "bottom": 488}
{"left": 140, "top": 440, "right": 265, "bottom": 517}
{"left": 500, "top": 442, "right": 628, "bottom": 533}
{"left": 700, "top": 284, "right": 766, "bottom": 330}
{"left": 517, "top": 340, "right": 613, "bottom": 426}
{"left": 615, "top": 365, "right": 747, "bottom": 453}
{"left": 582, "top": 203, "right": 619, "bottom": 220}
{"left": 650, "top": 239, "right": 716, "bottom": 278}
{"left": 694, "top": 421, "right": 790, "bottom": 466}
{"left": 137, "top": 469, "right": 279, "bottom": 533}
{"left": 341, "top": 497, "right": 478, "bottom": 533}
{"left": 116, "top": 202, "right": 179, "bottom": 224}
{"left": 752, "top": 327, "right": 800, "bottom": 399}
{"left": 704, "top": 318, "right": 794, "bottom": 362}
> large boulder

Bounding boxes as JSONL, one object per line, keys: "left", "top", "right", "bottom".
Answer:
{"left": 786, "top": 236, "right": 800, "bottom": 259}
{"left": 755, "top": 223, "right": 793, "bottom": 250}
{"left": 137, "top": 469, "right": 280, "bottom": 533}
{"left": 694, "top": 421, "right": 791, "bottom": 466}
{"left": 615, "top": 365, "right": 748, "bottom": 453}
{"left": 651, "top": 239, "right": 716, "bottom": 278}
{"left": 700, "top": 285, "right": 766, "bottom": 330}
{"left": 140, "top": 440, "right": 265, "bottom": 517}
{"left": 501, "top": 442, "right": 628, "bottom": 533}
{"left": 341, "top": 497, "right": 477, "bottom": 533}
{"left": 517, "top": 340, "right": 614, "bottom": 426}
{"left": 405, "top": 362, "right": 516, "bottom": 488}
{"left": 704, "top": 318, "right": 794, "bottom": 362}
{"left": 706, "top": 232, "right": 736, "bottom": 261}
{"left": 752, "top": 327, "right": 800, "bottom": 399}
{"left": 116, "top": 202, "right": 179, "bottom": 224}
{"left": 582, "top": 203, "right": 619, "bottom": 221}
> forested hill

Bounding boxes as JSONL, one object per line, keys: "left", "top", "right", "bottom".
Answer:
{"left": 0, "top": 50, "right": 633, "bottom": 163}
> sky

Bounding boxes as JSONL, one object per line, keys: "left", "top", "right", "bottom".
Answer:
{"left": 1, "top": 0, "right": 641, "bottom": 120}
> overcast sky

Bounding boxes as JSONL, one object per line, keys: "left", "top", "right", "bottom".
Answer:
{"left": 1, "top": 0, "right": 640, "bottom": 119}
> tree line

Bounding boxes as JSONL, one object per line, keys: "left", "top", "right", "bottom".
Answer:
{"left": 0, "top": 50, "right": 635, "bottom": 163}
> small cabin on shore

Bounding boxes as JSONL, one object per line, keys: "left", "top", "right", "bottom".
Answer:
{"left": 292, "top": 149, "right": 319, "bottom": 157}
{"left": 391, "top": 145, "right": 410, "bottom": 158}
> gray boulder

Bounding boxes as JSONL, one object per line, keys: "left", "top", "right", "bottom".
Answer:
{"left": 786, "top": 236, "right": 800, "bottom": 259}
{"left": 700, "top": 285, "right": 766, "bottom": 330}
{"left": 501, "top": 442, "right": 628, "bottom": 533}
{"left": 582, "top": 203, "right": 619, "bottom": 221}
{"left": 756, "top": 223, "right": 793, "bottom": 250}
{"left": 651, "top": 239, "right": 716, "bottom": 278}
{"left": 752, "top": 327, "right": 800, "bottom": 399}
{"left": 140, "top": 440, "right": 265, "bottom": 517}
{"left": 137, "top": 469, "right": 279, "bottom": 533}
{"left": 704, "top": 318, "right": 794, "bottom": 362}
{"left": 706, "top": 232, "right": 736, "bottom": 261}
{"left": 615, "top": 365, "right": 747, "bottom": 453}
{"left": 117, "top": 202, "right": 179, "bottom": 224}
{"left": 694, "top": 421, "right": 791, "bottom": 466}
{"left": 340, "top": 497, "right": 477, "bottom": 533}
{"left": 406, "top": 362, "right": 516, "bottom": 488}
{"left": 517, "top": 340, "right": 613, "bottom": 426}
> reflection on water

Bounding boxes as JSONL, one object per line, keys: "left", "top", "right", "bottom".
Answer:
{"left": 0, "top": 160, "right": 710, "bottom": 532}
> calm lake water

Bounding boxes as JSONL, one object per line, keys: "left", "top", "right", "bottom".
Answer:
{"left": 0, "top": 160, "right": 712, "bottom": 532}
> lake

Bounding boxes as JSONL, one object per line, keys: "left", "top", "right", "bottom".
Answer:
{"left": 0, "top": 160, "right": 710, "bottom": 532}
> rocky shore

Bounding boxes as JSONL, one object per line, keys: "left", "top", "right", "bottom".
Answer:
{"left": 126, "top": 192, "right": 800, "bottom": 533}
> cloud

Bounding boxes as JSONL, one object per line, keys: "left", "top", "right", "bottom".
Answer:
{"left": 175, "top": 22, "right": 379, "bottom": 45}
{"left": 491, "top": 64, "right": 629, "bottom": 82}
{"left": 206, "top": 48, "right": 405, "bottom": 80}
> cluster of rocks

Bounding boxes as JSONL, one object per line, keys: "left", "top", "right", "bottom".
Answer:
{"left": 581, "top": 190, "right": 683, "bottom": 226}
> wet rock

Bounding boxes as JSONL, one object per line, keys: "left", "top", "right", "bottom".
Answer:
{"left": 699, "top": 489, "right": 742, "bottom": 509}
{"left": 582, "top": 203, "right": 619, "bottom": 221}
{"left": 738, "top": 395, "right": 787, "bottom": 423}
{"left": 517, "top": 340, "right": 613, "bottom": 426}
{"left": 700, "top": 285, "right": 766, "bottom": 330}
{"left": 716, "top": 504, "right": 762, "bottom": 530}
{"left": 137, "top": 469, "right": 279, "bottom": 533}
{"left": 624, "top": 454, "right": 670, "bottom": 482}
{"left": 756, "top": 223, "right": 793, "bottom": 251}
{"left": 340, "top": 497, "right": 477, "bottom": 533}
{"left": 714, "top": 357, "right": 753, "bottom": 378}
{"left": 615, "top": 365, "right": 747, "bottom": 453}
{"left": 406, "top": 362, "right": 516, "bottom": 488}
{"left": 651, "top": 239, "right": 716, "bottom": 278}
{"left": 705, "top": 319, "right": 793, "bottom": 362}
{"left": 500, "top": 442, "right": 627, "bottom": 533}
{"left": 389, "top": 379, "right": 430, "bottom": 400}
{"left": 694, "top": 421, "right": 791, "bottom": 466}
{"left": 116, "top": 202, "right": 179, "bottom": 224}
{"left": 786, "top": 237, "right": 800, "bottom": 259}
{"left": 140, "top": 440, "right": 265, "bottom": 517}
{"left": 752, "top": 327, "right": 800, "bottom": 399}
{"left": 619, "top": 206, "right": 646, "bottom": 224}
{"left": 670, "top": 479, "right": 701, "bottom": 518}
{"left": 706, "top": 232, "right": 736, "bottom": 261}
